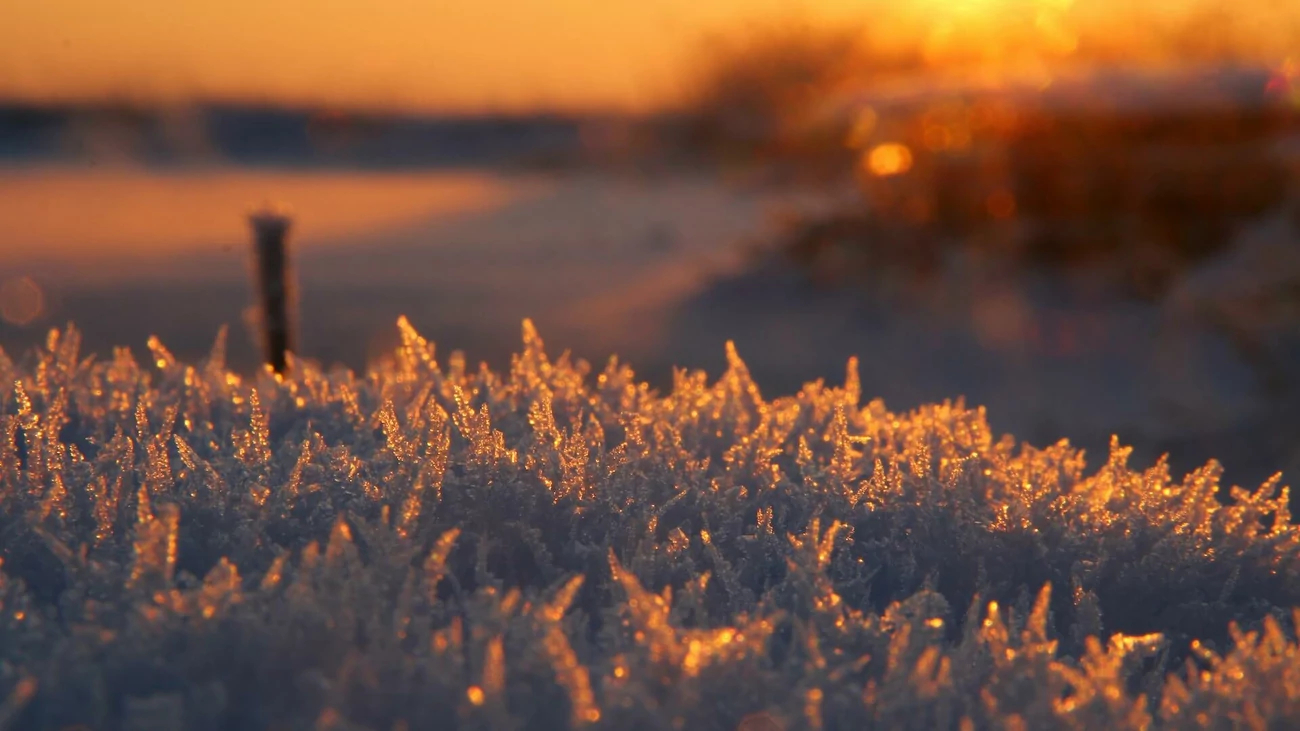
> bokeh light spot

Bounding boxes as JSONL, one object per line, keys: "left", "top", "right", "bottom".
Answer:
{"left": 0, "top": 276, "right": 46, "bottom": 326}
{"left": 866, "top": 143, "right": 914, "bottom": 177}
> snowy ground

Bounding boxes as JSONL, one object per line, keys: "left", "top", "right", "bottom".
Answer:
{"left": 1, "top": 164, "right": 1297, "bottom": 488}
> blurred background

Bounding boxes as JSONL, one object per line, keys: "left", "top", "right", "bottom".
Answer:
{"left": 2, "top": 0, "right": 1299, "bottom": 487}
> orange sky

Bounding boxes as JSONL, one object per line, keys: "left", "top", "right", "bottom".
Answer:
{"left": 0, "top": 0, "right": 866, "bottom": 112}
{"left": 3, "top": 1, "right": 1291, "bottom": 112}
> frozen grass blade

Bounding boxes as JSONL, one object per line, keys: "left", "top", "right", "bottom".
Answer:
{"left": 0, "top": 320, "right": 1298, "bottom": 729}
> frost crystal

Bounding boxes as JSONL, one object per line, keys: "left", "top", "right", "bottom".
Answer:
{"left": 0, "top": 321, "right": 1299, "bottom": 729}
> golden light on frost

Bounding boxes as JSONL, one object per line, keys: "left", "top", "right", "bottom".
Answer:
{"left": 865, "top": 143, "right": 914, "bottom": 177}
{"left": 0, "top": 275, "right": 45, "bottom": 326}
{"left": 0, "top": 315, "right": 1297, "bottom": 725}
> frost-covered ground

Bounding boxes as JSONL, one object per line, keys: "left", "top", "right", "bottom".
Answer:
{"left": 2, "top": 321, "right": 1300, "bottom": 729}
{"left": 2, "top": 165, "right": 1296, "bottom": 490}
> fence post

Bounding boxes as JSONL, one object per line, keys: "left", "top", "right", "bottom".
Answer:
{"left": 248, "top": 210, "right": 294, "bottom": 374}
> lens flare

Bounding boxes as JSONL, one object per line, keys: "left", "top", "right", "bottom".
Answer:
{"left": 0, "top": 276, "right": 45, "bottom": 326}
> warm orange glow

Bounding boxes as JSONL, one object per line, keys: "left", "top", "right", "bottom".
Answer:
{"left": 861, "top": 0, "right": 1296, "bottom": 84}
{"left": 0, "top": 0, "right": 864, "bottom": 112}
{"left": 4, "top": 1, "right": 1295, "bottom": 112}
{"left": 466, "top": 686, "right": 485, "bottom": 706}
{"left": 865, "top": 143, "right": 914, "bottom": 177}
{"left": 0, "top": 168, "right": 530, "bottom": 271}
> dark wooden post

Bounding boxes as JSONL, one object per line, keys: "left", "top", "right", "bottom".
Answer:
{"left": 248, "top": 210, "right": 294, "bottom": 374}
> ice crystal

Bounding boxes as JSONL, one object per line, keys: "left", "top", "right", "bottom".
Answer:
{"left": 1, "top": 321, "right": 1300, "bottom": 729}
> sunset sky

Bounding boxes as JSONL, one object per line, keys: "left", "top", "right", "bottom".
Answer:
{"left": 1, "top": 0, "right": 868, "bottom": 112}
{"left": 2, "top": 0, "right": 1292, "bottom": 113}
